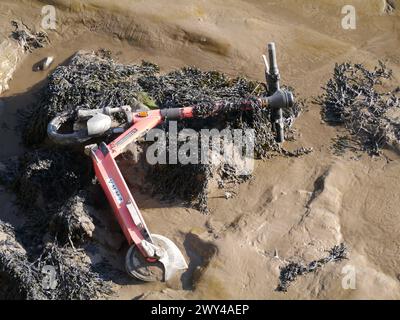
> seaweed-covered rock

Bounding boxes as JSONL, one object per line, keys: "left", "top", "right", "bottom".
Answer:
{"left": 4, "top": 148, "right": 89, "bottom": 209}
{"left": 49, "top": 194, "right": 95, "bottom": 244}
{"left": 32, "top": 243, "right": 113, "bottom": 300}
{"left": 145, "top": 133, "right": 253, "bottom": 213}
{"left": 0, "top": 220, "right": 112, "bottom": 300}
{"left": 0, "top": 221, "right": 46, "bottom": 299}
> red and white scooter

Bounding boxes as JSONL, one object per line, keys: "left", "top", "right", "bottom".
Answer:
{"left": 47, "top": 42, "right": 293, "bottom": 281}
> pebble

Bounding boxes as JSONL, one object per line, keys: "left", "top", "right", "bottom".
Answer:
{"left": 224, "top": 191, "right": 233, "bottom": 199}
{"left": 33, "top": 56, "right": 54, "bottom": 71}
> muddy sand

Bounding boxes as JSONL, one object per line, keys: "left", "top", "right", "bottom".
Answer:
{"left": 0, "top": 0, "right": 400, "bottom": 299}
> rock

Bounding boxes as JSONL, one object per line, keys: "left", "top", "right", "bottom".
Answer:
{"left": 32, "top": 56, "right": 54, "bottom": 72}
{"left": 0, "top": 40, "right": 23, "bottom": 95}
{"left": 49, "top": 194, "right": 95, "bottom": 244}
{"left": 224, "top": 191, "right": 233, "bottom": 199}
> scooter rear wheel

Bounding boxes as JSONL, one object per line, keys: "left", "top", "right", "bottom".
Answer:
{"left": 125, "top": 243, "right": 164, "bottom": 282}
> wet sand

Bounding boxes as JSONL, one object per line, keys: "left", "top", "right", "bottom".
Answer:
{"left": 1, "top": 0, "right": 400, "bottom": 299}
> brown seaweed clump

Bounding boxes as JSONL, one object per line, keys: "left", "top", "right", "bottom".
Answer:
{"left": 319, "top": 62, "right": 400, "bottom": 155}
{"left": 0, "top": 220, "right": 112, "bottom": 300}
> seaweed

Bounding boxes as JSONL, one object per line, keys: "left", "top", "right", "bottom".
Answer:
{"left": 31, "top": 243, "right": 113, "bottom": 300}
{"left": 0, "top": 222, "right": 45, "bottom": 300}
{"left": 49, "top": 194, "right": 95, "bottom": 245}
{"left": 318, "top": 62, "right": 400, "bottom": 155}
{"left": 0, "top": 219, "right": 112, "bottom": 300}
{"left": 2, "top": 148, "right": 90, "bottom": 209}
{"left": 10, "top": 20, "right": 49, "bottom": 53}
{"left": 276, "top": 243, "right": 348, "bottom": 292}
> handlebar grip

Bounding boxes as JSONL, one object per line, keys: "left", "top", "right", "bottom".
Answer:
{"left": 267, "top": 43, "right": 279, "bottom": 75}
{"left": 266, "top": 42, "right": 280, "bottom": 93}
